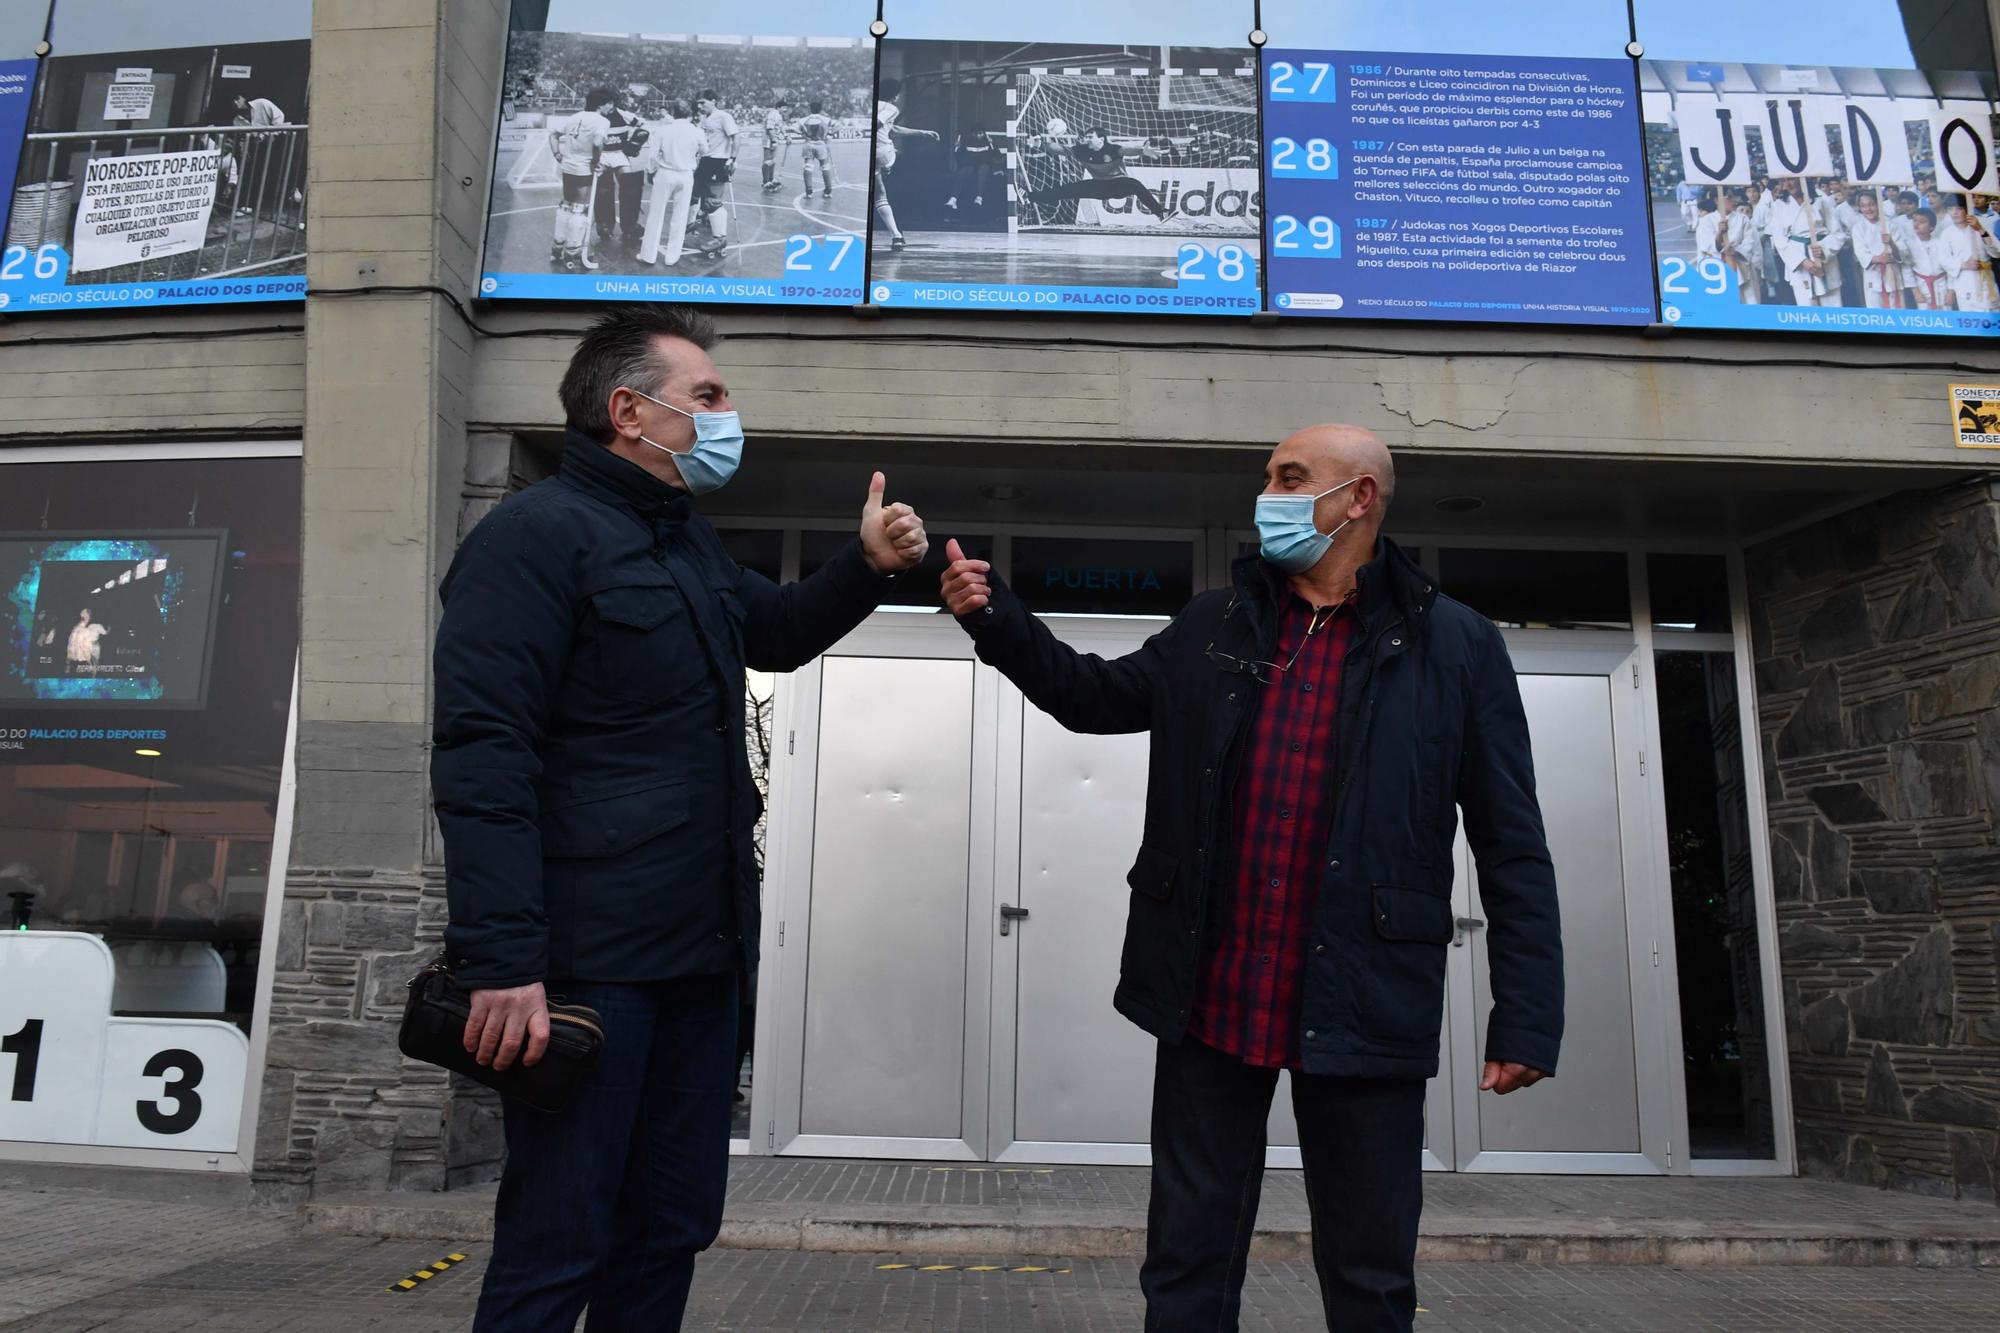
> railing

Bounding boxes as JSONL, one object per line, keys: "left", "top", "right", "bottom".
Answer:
{"left": 10, "top": 123, "right": 308, "bottom": 284}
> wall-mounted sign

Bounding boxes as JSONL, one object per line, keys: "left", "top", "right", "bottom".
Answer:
{"left": 0, "top": 0, "right": 310, "bottom": 311}
{"left": 867, "top": 36, "right": 1262, "bottom": 316}
{"left": 477, "top": 4, "right": 877, "bottom": 305}
{"left": 1261, "top": 48, "right": 1654, "bottom": 325}
{"left": 1642, "top": 60, "right": 2000, "bottom": 337}
{"left": 1950, "top": 384, "right": 2000, "bottom": 446}
{"left": 102, "top": 78, "right": 158, "bottom": 121}
{"left": 72, "top": 149, "right": 222, "bottom": 269}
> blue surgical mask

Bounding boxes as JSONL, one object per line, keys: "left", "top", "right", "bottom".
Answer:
{"left": 1255, "top": 477, "right": 1359, "bottom": 575}
{"left": 625, "top": 387, "right": 744, "bottom": 496}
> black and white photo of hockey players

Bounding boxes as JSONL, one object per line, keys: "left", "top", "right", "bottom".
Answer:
{"left": 481, "top": 26, "right": 872, "bottom": 284}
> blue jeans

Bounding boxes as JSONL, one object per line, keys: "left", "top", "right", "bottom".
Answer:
{"left": 472, "top": 971, "right": 739, "bottom": 1332}
{"left": 1140, "top": 1037, "right": 1426, "bottom": 1332}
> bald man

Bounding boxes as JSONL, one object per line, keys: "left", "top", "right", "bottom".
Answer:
{"left": 942, "top": 427, "right": 1563, "bottom": 1333}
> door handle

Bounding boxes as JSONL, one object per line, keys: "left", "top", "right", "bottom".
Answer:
{"left": 1453, "top": 916, "right": 1486, "bottom": 947}
{"left": 999, "top": 903, "right": 1030, "bottom": 937}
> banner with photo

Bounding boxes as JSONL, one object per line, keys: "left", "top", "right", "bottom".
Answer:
{"left": 1260, "top": 50, "right": 1654, "bottom": 325}
{"left": 2, "top": 0, "right": 309, "bottom": 312}
{"left": 866, "top": 1, "right": 1260, "bottom": 316}
{"left": 1643, "top": 61, "right": 2000, "bottom": 336}
{"left": 477, "top": 1, "right": 876, "bottom": 305}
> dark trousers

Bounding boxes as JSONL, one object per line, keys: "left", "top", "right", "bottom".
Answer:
{"left": 1140, "top": 1037, "right": 1426, "bottom": 1332}
{"left": 595, "top": 169, "right": 643, "bottom": 239}
{"left": 472, "top": 971, "right": 739, "bottom": 1333}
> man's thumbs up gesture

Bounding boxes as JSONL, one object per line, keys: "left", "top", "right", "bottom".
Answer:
{"left": 859, "top": 472, "right": 928, "bottom": 574}
{"left": 940, "top": 539, "right": 992, "bottom": 616}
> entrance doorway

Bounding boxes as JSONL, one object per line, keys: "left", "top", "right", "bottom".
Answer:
{"left": 761, "top": 614, "right": 1674, "bottom": 1172}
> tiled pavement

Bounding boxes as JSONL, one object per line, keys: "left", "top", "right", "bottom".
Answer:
{"left": 719, "top": 1158, "right": 2000, "bottom": 1235}
{"left": 8, "top": 1168, "right": 2000, "bottom": 1329}
{"left": 0, "top": 1186, "right": 291, "bottom": 1324}
{"left": 306, "top": 1158, "right": 2000, "bottom": 1265}
{"left": 2, "top": 1223, "right": 1997, "bottom": 1332}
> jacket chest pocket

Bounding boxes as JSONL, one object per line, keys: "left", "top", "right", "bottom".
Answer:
{"left": 587, "top": 584, "right": 707, "bottom": 704}
{"left": 716, "top": 586, "right": 748, "bottom": 665}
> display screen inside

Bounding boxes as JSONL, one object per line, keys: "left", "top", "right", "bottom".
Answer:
{"left": 0, "top": 531, "right": 227, "bottom": 706}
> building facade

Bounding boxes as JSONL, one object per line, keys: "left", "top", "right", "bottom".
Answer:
{"left": 0, "top": 0, "right": 1996, "bottom": 1205}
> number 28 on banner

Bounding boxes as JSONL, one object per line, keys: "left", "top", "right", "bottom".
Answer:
{"left": 1270, "top": 137, "right": 1340, "bottom": 180}
{"left": 1, "top": 932, "right": 248, "bottom": 1153}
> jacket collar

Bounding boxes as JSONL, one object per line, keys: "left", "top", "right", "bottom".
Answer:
{"left": 1231, "top": 535, "right": 1434, "bottom": 632}
{"left": 559, "top": 428, "right": 692, "bottom": 529}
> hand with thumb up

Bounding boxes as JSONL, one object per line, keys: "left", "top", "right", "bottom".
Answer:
{"left": 859, "top": 472, "right": 928, "bottom": 575}
{"left": 940, "top": 539, "right": 992, "bottom": 617}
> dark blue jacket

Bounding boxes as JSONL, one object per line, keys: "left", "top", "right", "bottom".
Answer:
{"left": 960, "top": 537, "right": 1563, "bottom": 1079}
{"left": 433, "top": 431, "right": 891, "bottom": 987}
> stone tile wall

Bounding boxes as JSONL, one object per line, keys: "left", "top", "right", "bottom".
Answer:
{"left": 252, "top": 869, "right": 504, "bottom": 1200}
{"left": 1750, "top": 481, "right": 2000, "bottom": 1201}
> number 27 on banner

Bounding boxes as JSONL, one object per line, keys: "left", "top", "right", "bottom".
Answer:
{"left": 1267, "top": 60, "right": 1338, "bottom": 103}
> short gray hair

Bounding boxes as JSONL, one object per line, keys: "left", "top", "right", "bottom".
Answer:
{"left": 559, "top": 306, "right": 719, "bottom": 441}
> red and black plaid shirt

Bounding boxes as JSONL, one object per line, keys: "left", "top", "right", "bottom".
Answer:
{"left": 1189, "top": 593, "right": 1354, "bottom": 1070}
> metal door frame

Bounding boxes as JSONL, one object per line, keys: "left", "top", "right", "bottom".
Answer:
{"left": 1445, "top": 632, "right": 1676, "bottom": 1175}
{"left": 758, "top": 615, "right": 999, "bottom": 1161}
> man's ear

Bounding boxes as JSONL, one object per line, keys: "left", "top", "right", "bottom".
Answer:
{"left": 606, "top": 387, "right": 640, "bottom": 441}
{"left": 1355, "top": 475, "right": 1386, "bottom": 518}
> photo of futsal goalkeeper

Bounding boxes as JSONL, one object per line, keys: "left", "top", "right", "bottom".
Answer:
{"left": 1024, "top": 126, "right": 1172, "bottom": 222}
{"left": 867, "top": 36, "right": 1260, "bottom": 296}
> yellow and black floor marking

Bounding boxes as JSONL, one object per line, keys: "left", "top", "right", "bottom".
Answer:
{"left": 386, "top": 1253, "right": 471, "bottom": 1292}
{"left": 875, "top": 1262, "right": 1072, "bottom": 1275}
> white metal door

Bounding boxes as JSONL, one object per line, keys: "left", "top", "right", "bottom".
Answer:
{"left": 1442, "top": 635, "right": 1675, "bottom": 1173}
{"left": 763, "top": 618, "right": 997, "bottom": 1160}
{"left": 988, "top": 619, "right": 1161, "bottom": 1165}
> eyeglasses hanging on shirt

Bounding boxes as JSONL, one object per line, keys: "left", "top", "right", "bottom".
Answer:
{"left": 1205, "top": 595, "right": 1348, "bottom": 685}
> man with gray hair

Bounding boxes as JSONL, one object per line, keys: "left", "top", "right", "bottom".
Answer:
{"left": 434, "top": 306, "right": 928, "bottom": 1329}
{"left": 940, "top": 425, "right": 1564, "bottom": 1332}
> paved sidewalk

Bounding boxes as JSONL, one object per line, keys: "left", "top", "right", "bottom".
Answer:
{"left": 303, "top": 1157, "right": 2000, "bottom": 1267}
{"left": 3, "top": 1226, "right": 1997, "bottom": 1332}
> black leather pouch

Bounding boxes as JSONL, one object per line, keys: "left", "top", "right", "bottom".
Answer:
{"left": 398, "top": 954, "right": 603, "bottom": 1113}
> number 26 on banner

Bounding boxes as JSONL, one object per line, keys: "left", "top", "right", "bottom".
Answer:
{"left": 1267, "top": 59, "right": 1338, "bottom": 103}
{"left": 0, "top": 244, "right": 69, "bottom": 308}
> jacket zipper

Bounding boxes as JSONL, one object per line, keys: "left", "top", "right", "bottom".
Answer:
{"left": 1330, "top": 613, "right": 1405, "bottom": 819}
{"left": 1194, "top": 599, "right": 1273, "bottom": 952}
